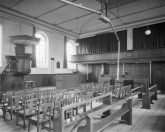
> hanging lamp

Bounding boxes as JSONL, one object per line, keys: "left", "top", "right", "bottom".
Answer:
{"left": 145, "top": 0, "right": 151, "bottom": 35}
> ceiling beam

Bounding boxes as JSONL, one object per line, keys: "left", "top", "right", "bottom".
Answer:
{"left": 56, "top": 12, "right": 94, "bottom": 26}
{"left": 70, "top": 4, "right": 165, "bottom": 31}
{"left": 10, "top": 0, "right": 24, "bottom": 9}
{"left": 56, "top": 0, "right": 141, "bottom": 26}
{"left": 0, "top": 5, "right": 78, "bottom": 38}
{"left": 36, "top": 0, "right": 77, "bottom": 18}
{"left": 59, "top": 0, "right": 101, "bottom": 14}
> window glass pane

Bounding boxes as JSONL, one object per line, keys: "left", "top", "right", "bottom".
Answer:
{"left": 35, "top": 33, "right": 46, "bottom": 67}
{"left": 67, "top": 41, "right": 76, "bottom": 69}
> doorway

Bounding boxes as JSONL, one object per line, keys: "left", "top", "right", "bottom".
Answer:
{"left": 152, "top": 62, "right": 165, "bottom": 92}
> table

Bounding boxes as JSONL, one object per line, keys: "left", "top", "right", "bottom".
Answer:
{"left": 24, "top": 81, "right": 36, "bottom": 89}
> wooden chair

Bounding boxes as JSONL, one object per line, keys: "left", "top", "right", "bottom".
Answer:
{"left": 16, "top": 98, "right": 38, "bottom": 129}
{"left": 125, "top": 85, "right": 130, "bottom": 97}
{"left": 3, "top": 94, "right": 22, "bottom": 121}
{"left": 122, "top": 86, "right": 127, "bottom": 98}
{"left": 0, "top": 92, "right": 4, "bottom": 110}
{"left": 112, "top": 87, "right": 120, "bottom": 102}
{"left": 28, "top": 103, "right": 51, "bottom": 132}
{"left": 26, "top": 92, "right": 38, "bottom": 99}
{"left": 119, "top": 87, "right": 124, "bottom": 99}
{"left": 39, "top": 90, "right": 50, "bottom": 98}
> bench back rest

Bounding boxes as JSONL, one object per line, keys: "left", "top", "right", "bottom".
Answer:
{"left": 131, "top": 85, "right": 143, "bottom": 95}
{"left": 58, "top": 92, "right": 112, "bottom": 126}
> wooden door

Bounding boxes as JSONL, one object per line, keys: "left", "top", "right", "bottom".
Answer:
{"left": 91, "top": 65, "right": 101, "bottom": 83}
{"left": 152, "top": 62, "right": 165, "bottom": 92}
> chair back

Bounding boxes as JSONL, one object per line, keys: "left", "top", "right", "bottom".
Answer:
{"left": 25, "top": 98, "right": 38, "bottom": 115}
{"left": 38, "top": 103, "right": 51, "bottom": 121}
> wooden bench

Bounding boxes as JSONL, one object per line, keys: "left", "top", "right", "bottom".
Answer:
{"left": 53, "top": 92, "right": 112, "bottom": 132}
{"left": 77, "top": 96, "right": 132, "bottom": 132}
{"left": 142, "top": 84, "right": 158, "bottom": 109}
{"left": 53, "top": 89, "right": 132, "bottom": 132}
{"left": 131, "top": 85, "right": 148, "bottom": 109}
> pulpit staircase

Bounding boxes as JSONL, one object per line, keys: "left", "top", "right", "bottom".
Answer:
{"left": 0, "top": 60, "right": 16, "bottom": 84}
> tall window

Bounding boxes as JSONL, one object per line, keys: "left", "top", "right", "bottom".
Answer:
{"left": 35, "top": 33, "right": 46, "bottom": 67}
{"left": 67, "top": 41, "right": 75, "bottom": 69}
{"left": 0, "top": 24, "right": 2, "bottom": 67}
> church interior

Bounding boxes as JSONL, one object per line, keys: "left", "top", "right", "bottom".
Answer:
{"left": 0, "top": 0, "right": 165, "bottom": 132}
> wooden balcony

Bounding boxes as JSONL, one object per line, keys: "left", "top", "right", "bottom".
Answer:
{"left": 71, "top": 47, "right": 165, "bottom": 63}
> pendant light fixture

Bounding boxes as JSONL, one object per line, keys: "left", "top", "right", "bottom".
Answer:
{"left": 145, "top": 0, "right": 151, "bottom": 35}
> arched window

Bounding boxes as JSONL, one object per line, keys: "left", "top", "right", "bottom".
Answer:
{"left": 0, "top": 24, "right": 2, "bottom": 67}
{"left": 67, "top": 41, "right": 75, "bottom": 69}
{"left": 35, "top": 33, "right": 47, "bottom": 67}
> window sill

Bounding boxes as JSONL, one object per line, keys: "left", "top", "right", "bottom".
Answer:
{"left": 31, "top": 67, "right": 48, "bottom": 69}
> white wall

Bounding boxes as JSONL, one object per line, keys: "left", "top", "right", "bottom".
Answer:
{"left": 0, "top": 18, "right": 73, "bottom": 74}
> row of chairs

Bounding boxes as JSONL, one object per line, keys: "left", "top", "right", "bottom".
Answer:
{"left": 1, "top": 83, "right": 131, "bottom": 132}
{"left": 1, "top": 86, "right": 95, "bottom": 131}
{"left": 112, "top": 85, "right": 132, "bottom": 102}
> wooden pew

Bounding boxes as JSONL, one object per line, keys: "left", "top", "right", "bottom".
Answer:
{"left": 53, "top": 92, "right": 112, "bottom": 132}
{"left": 131, "top": 85, "right": 148, "bottom": 109}
{"left": 77, "top": 96, "right": 132, "bottom": 132}
{"left": 53, "top": 87, "right": 132, "bottom": 132}
{"left": 142, "top": 84, "right": 158, "bottom": 109}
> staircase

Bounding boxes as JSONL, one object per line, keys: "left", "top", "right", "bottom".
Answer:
{"left": 0, "top": 60, "right": 16, "bottom": 84}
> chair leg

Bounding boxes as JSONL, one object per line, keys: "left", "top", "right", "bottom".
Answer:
{"left": 10, "top": 111, "right": 12, "bottom": 120}
{"left": 37, "top": 123, "right": 40, "bottom": 132}
{"left": 16, "top": 113, "right": 18, "bottom": 126}
{"left": 49, "top": 118, "right": 52, "bottom": 129}
{"left": 28, "top": 117, "right": 30, "bottom": 132}
{"left": 42, "top": 122, "right": 44, "bottom": 130}
{"left": 23, "top": 116, "right": 26, "bottom": 130}
{"left": 3, "top": 109, "right": 6, "bottom": 121}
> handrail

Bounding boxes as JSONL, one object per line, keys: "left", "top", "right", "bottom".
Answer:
{"left": 0, "top": 60, "right": 11, "bottom": 74}
{"left": 0, "top": 60, "right": 16, "bottom": 84}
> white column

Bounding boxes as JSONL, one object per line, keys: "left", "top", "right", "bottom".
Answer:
{"left": 101, "top": 63, "right": 104, "bottom": 75}
{"left": 87, "top": 64, "right": 88, "bottom": 81}
{"left": 0, "top": 24, "right": 2, "bottom": 67}
{"left": 150, "top": 61, "right": 152, "bottom": 84}
{"left": 123, "top": 63, "right": 125, "bottom": 75}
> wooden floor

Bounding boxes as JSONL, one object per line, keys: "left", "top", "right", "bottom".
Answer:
{"left": 0, "top": 94, "right": 164, "bottom": 132}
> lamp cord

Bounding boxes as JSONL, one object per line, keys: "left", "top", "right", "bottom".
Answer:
{"left": 147, "top": 0, "right": 149, "bottom": 29}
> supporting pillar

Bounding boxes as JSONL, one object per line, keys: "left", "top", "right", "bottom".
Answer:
{"left": 123, "top": 63, "right": 125, "bottom": 75}
{"left": 87, "top": 64, "right": 88, "bottom": 81}
{"left": 101, "top": 63, "right": 104, "bottom": 76}
{"left": 150, "top": 61, "right": 152, "bottom": 84}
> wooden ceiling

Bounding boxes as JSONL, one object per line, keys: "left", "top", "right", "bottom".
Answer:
{"left": 0, "top": 0, "right": 164, "bottom": 38}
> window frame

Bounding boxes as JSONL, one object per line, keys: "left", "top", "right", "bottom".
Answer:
{"left": 35, "top": 31, "right": 49, "bottom": 68}
{"left": 66, "top": 40, "right": 76, "bottom": 69}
